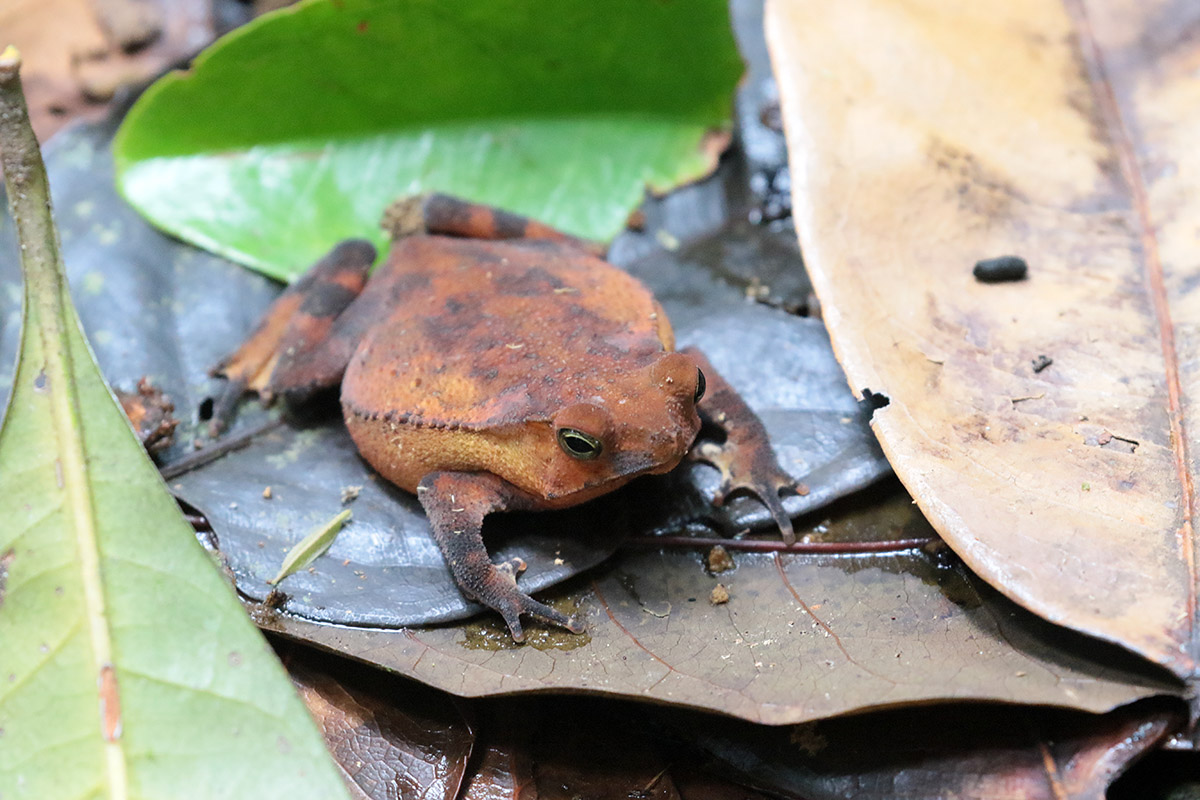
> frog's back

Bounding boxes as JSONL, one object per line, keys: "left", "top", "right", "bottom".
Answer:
{"left": 340, "top": 235, "right": 673, "bottom": 429}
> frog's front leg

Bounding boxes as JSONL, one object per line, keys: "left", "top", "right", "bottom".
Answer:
{"left": 683, "top": 348, "right": 802, "bottom": 544}
{"left": 417, "top": 471, "right": 584, "bottom": 642}
{"left": 209, "top": 240, "right": 377, "bottom": 433}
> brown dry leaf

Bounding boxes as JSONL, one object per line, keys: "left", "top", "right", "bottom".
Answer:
{"left": 1, "top": 0, "right": 214, "bottom": 141}
{"left": 288, "top": 652, "right": 474, "bottom": 800}
{"left": 460, "top": 740, "right": 536, "bottom": 800}
{"left": 691, "top": 699, "right": 1181, "bottom": 800}
{"left": 463, "top": 701, "right": 686, "bottom": 800}
{"left": 768, "top": 0, "right": 1200, "bottom": 693}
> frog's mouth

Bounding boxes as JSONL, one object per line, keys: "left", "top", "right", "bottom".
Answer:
{"left": 543, "top": 450, "right": 682, "bottom": 505}
{"left": 605, "top": 450, "right": 685, "bottom": 483}
{"left": 609, "top": 452, "right": 661, "bottom": 477}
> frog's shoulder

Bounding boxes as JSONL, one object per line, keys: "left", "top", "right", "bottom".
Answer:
{"left": 341, "top": 236, "right": 674, "bottom": 430}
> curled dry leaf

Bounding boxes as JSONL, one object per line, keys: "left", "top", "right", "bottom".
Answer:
{"left": 768, "top": 0, "right": 1200, "bottom": 701}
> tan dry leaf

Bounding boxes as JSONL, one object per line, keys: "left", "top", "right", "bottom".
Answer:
{"left": 767, "top": 0, "right": 1200, "bottom": 684}
{"left": 1, "top": 0, "right": 213, "bottom": 141}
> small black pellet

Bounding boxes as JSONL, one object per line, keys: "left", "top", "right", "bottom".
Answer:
{"left": 973, "top": 255, "right": 1028, "bottom": 283}
{"left": 1031, "top": 355, "right": 1053, "bottom": 373}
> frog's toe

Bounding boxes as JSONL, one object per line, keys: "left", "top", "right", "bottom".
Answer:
{"left": 721, "top": 477, "right": 799, "bottom": 545}
{"left": 501, "top": 607, "right": 527, "bottom": 643}
{"left": 495, "top": 592, "right": 582, "bottom": 642}
{"left": 496, "top": 556, "right": 528, "bottom": 579}
{"left": 695, "top": 441, "right": 805, "bottom": 544}
{"left": 207, "top": 377, "right": 249, "bottom": 437}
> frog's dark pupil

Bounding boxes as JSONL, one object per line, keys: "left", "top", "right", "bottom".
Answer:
{"left": 694, "top": 368, "right": 706, "bottom": 403}
{"left": 558, "top": 428, "right": 602, "bottom": 460}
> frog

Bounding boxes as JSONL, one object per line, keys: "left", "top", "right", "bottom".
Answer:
{"left": 212, "top": 193, "right": 800, "bottom": 641}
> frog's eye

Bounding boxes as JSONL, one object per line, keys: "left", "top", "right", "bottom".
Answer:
{"left": 557, "top": 428, "right": 603, "bottom": 460}
{"left": 693, "top": 368, "right": 706, "bottom": 404}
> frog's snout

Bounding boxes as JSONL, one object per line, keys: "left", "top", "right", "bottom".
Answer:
{"left": 643, "top": 422, "right": 697, "bottom": 472}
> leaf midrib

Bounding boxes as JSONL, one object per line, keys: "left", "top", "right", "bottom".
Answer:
{"left": 1065, "top": 0, "right": 1199, "bottom": 671}
{"left": 27, "top": 230, "right": 127, "bottom": 796}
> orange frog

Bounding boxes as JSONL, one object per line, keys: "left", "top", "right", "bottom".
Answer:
{"left": 214, "top": 194, "right": 798, "bottom": 640}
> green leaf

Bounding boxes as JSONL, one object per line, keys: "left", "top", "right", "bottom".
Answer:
{"left": 112, "top": 0, "right": 742, "bottom": 281}
{"left": 0, "top": 52, "right": 351, "bottom": 800}
{"left": 269, "top": 509, "right": 351, "bottom": 585}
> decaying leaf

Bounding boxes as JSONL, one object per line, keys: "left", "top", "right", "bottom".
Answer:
{"left": 768, "top": 0, "right": 1200, "bottom": 697}
{"left": 289, "top": 655, "right": 1184, "bottom": 800}
{"left": 114, "top": 375, "right": 178, "bottom": 452}
{"left": 686, "top": 698, "right": 1181, "bottom": 800}
{"left": 288, "top": 651, "right": 474, "bottom": 800}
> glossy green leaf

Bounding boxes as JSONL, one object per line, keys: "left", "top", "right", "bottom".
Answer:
{"left": 0, "top": 54, "right": 350, "bottom": 800}
{"left": 113, "top": 0, "right": 742, "bottom": 280}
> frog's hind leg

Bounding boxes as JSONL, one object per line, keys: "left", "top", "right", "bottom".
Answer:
{"left": 382, "top": 193, "right": 606, "bottom": 257}
{"left": 682, "top": 347, "right": 805, "bottom": 544}
{"left": 417, "top": 471, "right": 584, "bottom": 642}
{"left": 209, "top": 240, "right": 376, "bottom": 433}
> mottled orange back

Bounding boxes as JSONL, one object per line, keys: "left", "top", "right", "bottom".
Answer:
{"left": 340, "top": 236, "right": 674, "bottom": 428}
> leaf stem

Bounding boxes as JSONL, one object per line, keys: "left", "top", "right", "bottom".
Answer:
{"left": 0, "top": 46, "right": 129, "bottom": 796}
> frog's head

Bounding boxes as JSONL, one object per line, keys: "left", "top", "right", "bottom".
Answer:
{"left": 545, "top": 352, "right": 703, "bottom": 500}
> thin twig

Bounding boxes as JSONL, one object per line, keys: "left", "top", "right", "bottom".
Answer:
{"left": 622, "top": 535, "right": 938, "bottom": 554}
{"left": 159, "top": 416, "right": 284, "bottom": 480}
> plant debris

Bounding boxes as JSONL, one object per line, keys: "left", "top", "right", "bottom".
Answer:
{"left": 115, "top": 376, "right": 178, "bottom": 453}
{"left": 706, "top": 544, "right": 735, "bottom": 574}
{"left": 709, "top": 583, "right": 730, "bottom": 604}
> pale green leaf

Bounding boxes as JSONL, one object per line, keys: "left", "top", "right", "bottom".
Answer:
{"left": 270, "top": 510, "right": 351, "bottom": 586}
{"left": 0, "top": 52, "right": 351, "bottom": 800}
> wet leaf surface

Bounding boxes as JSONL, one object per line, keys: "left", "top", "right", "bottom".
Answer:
{"left": 256, "top": 487, "right": 1176, "bottom": 724}
{"left": 112, "top": 0, "right": 744, "bottom": 278}
{"left": 768, "top": 0, "right": 1200, "bottom": 696}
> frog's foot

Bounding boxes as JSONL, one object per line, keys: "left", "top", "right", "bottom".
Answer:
{"left": 484, "top": 558, "right": 583, "bottom": 642}
{"left": 418, "top": 471, "right": 585, "bottom": 642}
{"left": 681, "top": 347, "right": 804, "bottom": 544}
{"left": 691, "top": 440, "right": 802, "bottom": 544}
